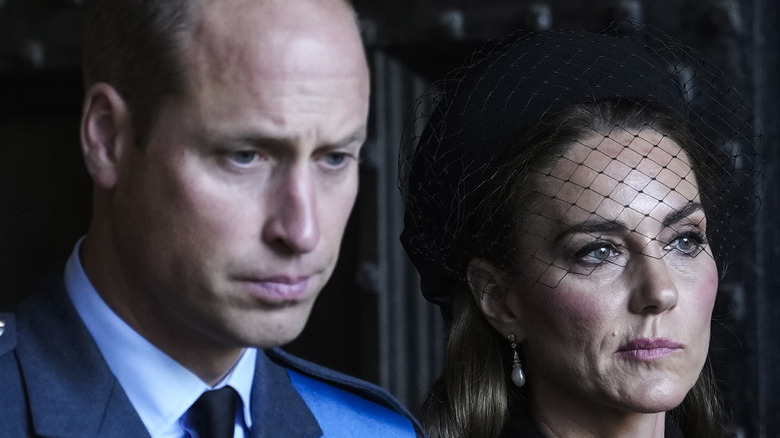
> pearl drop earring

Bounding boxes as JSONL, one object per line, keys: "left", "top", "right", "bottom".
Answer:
{"left": 507, "top": 334, "right": 526, "bottom": 387}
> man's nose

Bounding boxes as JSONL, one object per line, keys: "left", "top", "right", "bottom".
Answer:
{"left": 261, "top": 167, "right": 319, "bottom": 255}
{"left": 628, "top": 254, "right": 679, "bottom": 315}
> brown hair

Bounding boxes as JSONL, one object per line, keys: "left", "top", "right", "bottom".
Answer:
{"left": 82, "top": 0, "right": 201, "bottom": 147}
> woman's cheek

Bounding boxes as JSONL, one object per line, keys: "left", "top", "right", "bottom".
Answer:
{"left": 692, "top": 258, "right": 719, "bottom": 317}
{"left": 538, "top": 285, "right": 607, "bottom": 333}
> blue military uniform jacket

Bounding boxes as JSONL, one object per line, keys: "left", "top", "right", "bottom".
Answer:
{"left": 0, "top": 273, "right": 425, "bottom": 437}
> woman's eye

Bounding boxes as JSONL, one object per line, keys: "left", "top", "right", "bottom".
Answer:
{"left": 673, "top": 237, "right": 696, "bottom": 252}
{"left": 588, "top": 246, "right": 614, "bottom": 261}
{"left": 572, "top": 242, "right": 618, "bottom": 264}
{"left": 666, "top": 232, "right": 706, "bottom": 255}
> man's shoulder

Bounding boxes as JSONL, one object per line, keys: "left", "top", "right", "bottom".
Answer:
{"left": 266, "top": 348, "right": 424, "bottom": 437}
{"left": 0, "top": 312, "right": 34, "bottom": 436}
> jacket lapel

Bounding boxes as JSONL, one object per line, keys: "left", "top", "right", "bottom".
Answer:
{"left": 15, "top": 273, "right": 149, "bottom": 438}
{"left": 249, "top": 350, "right": 322, "bottom": 438}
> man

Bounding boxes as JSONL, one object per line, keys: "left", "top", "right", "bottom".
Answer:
{"left": 0, "top": 0, "right": 422, "bottom": 436}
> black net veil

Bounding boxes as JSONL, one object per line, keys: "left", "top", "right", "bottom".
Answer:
{"left": 399, "top": 24, "right": 763, "bottom": 314}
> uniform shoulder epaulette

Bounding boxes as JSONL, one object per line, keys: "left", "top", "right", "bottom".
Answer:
{"left": 0, "top": 314, "right": 17, "bottom": 356}
{"left": 267, "top": 347, "right": 396, "bottom": 407}
{"left": 267, "top": 348, "right": 423, "bottom": 431}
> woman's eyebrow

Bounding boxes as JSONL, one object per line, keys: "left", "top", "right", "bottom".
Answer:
{"left": 557, "top": 220, "right": 628, "bottom": 242}
{"left": 662, "top": 202, "right": 705, "bottom": 227}
{"left": 555, "top": 202, "right": 705, "bottom": 242}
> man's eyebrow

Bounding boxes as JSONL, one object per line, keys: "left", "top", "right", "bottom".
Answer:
{"left": 327, "top": 128, "right": 367, "bottom": 149}
{"left": 204, "top": 129, "right": 289, "bottom": 148}
{"left": 662, "top": 202, "right": 705, "bottom": 227}
{"left": 209, "top": 128, "right": 367, "bottom": 150}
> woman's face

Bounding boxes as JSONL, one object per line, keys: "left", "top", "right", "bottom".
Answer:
{"left": 508, "top": 128, "right": 718, "bottom": 418}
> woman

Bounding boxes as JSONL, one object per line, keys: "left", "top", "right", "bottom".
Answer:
{"left": 400, "top": 28, "right": 761, "bottom": 437}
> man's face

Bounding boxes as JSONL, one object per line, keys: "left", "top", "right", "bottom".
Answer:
{"left": 110, "top": 0, "right": 370, "bottom": 350}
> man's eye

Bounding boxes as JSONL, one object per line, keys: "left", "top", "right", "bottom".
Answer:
{"left": 324, "top": 153, "right": 348, "bottom": 167}
{"left": 230, "top": 151, "right": 258, "bottom": 165}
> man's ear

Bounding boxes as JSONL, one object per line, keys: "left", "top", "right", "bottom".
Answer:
{"left": 466, "top": 258, "right": 526, "bottom": 341}
{"left": 80, "top": 82, "right": 133, "bottom": 189}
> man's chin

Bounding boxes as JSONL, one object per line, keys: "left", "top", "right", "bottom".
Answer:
{"left": 234, "top": 309, "right": 313, "bottom": 349}
{"left": 248, "top": 331, "right": 305, "bottom": 349}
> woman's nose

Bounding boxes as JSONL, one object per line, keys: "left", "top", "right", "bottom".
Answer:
{"left": 628, "top": 254, "right": 680, "bottom": 314}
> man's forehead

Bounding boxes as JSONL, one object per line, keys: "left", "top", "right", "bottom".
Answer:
{"left": 187, "top": 0, "right": 365, "bottom": 80}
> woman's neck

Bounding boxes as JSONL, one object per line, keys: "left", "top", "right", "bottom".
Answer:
{"left": 529, "top": 388, "right": 668, "bottom": 438}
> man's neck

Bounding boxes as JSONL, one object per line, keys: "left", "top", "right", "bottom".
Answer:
{"left": 80, "top": 231, "right": 246, "bottom": 386}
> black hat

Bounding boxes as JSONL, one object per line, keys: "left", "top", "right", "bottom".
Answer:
{"left": 399, "top": 25, "right": 762, "bottom": 314}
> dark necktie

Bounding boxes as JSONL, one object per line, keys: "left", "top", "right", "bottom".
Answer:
{"left": 189, "top": 386, "right": 240, "bottom": 438}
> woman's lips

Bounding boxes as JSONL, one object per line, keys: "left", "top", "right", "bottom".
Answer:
{"left": 617, "top": 338, "right": 683, "bottom": 361}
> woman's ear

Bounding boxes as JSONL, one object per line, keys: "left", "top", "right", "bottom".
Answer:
{"left": 80, "top": 82, "right": 133, "bottom": 189}
{"left": 466, "top": 258, "right": 526, "bottom": 341}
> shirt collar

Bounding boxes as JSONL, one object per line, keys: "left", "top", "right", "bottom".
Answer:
{"left": 64, "top": 238, "right": 255, "bottom": 437}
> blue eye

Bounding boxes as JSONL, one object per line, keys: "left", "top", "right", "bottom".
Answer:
{"left": 325, "top": 153, "right": 347, "bottom": 167}
{"left": 589, "top": 246, "right": 613, "bottom": 260}
{"left": 666, "top": 232, "right": 706, "bottom": 256}
{"left": 573, "top": 242, "right": 619, "bottom": 264}
{"left": 230, "top": 151, "right": 258, "bottom": 165}
{"left": 674, "top": 237, "right": 695, "bottom": 252}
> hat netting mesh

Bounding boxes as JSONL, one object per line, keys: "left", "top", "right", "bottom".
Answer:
{"left": 399, "top": 24, "right": 763, "bottom": 312}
